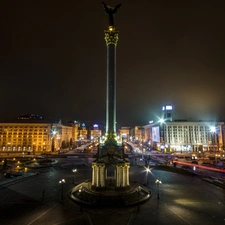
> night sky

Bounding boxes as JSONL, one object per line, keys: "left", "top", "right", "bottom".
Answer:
{"left": 1, "top": 0, "right": 225, "bottom": 127}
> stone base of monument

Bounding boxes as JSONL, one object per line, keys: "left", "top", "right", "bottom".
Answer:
{"left": 69, "top": 181, "right": 151, "bottom": 208}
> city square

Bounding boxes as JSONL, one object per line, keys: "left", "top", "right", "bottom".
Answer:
{"left": 1, "top": 1, "right": 225, "bottom": 224}
{"left": 0, "top": 155, "right": 225, "bottom": 225}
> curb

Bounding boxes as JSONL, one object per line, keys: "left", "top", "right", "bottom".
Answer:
{"left": 0, "top": 173, "right": 37, "bottom": 186}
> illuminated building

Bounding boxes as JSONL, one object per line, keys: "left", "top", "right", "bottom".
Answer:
{"left": 162, "top": 104, "right": 173, "bottom": 121}
{"left": 144, "top": 120, "right": 224, "bottom": 153}
{"left": 0, "top": 120, "right": 78, "bottom": 153}
{"left": 130, "top": 126, "right": 145, "bottom": 142}
{"left": 90, "top": 124, "right": 102, "bottom": 139}
{"left": 78, "top": 123, "right": 88, "bottom": 140}
{"left": 119, "top": 127, "right": 130, "bottom": 141}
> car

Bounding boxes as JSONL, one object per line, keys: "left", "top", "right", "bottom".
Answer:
{"left": 4, "top": 172, "right": 13, "bottom": 178}
{"left": 11, "top": 172, "right": 23, "bottom": 177}
{"left": 201, "top": 162, "right": 212, "bottom": 166}
{"left": 181, "top": 165, "right": 192, "bottom": 170}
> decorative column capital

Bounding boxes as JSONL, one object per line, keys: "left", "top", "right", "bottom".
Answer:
{"left": 104, "top": 26, "right": 119, "bottom": 46}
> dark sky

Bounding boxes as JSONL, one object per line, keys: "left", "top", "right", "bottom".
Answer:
{"left": 1, "top": 0, "right": 225, "bottom": 127}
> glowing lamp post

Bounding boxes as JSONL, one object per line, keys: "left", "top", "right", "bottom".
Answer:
{"left": 51, "top": 130, "right": 57, "bottom": 152}
{"left": 16, "top": 161, "right": 20, "bottom": 170}
{"left": 146, "top": 168, "right": 150, "bottom": 186}
{"left": 79, "top": 186, "right": 84, "bottom": 212}
{"left": 159, "top": 118, "right": 165, "bottom": 152}
{"left": 72, "top": 169, "right": 77, "bottom": 184}
{"left": 210, "top": 126, "right": 217, "bottom": 164}
{"left": 59, "top": 179, "right": 66, "bottom": 201}
{"left": 136, "top": 186, "right": 142, "bottom": 211}
{"left": 155, "top": 179, "right": 162, "bottom": 200}
{"left": 159, "top": 118, "right": 165, "bottom": 123}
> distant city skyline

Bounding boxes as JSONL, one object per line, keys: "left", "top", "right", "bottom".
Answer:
{"left": 1, "top": 0, "right": 225, "bottom": 127}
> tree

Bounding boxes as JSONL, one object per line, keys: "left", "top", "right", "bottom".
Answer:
{"left": 51, "top": 137, "right": 55, "bottom": 152}
{"left": 61, "top": 140, "right": 67, "bottom": 149}
{"left": 69, "top": 138, "right": 73, "bottom": 148}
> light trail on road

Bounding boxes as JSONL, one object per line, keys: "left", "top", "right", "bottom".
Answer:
{"left": 176, "top": 161, "right": 225, "bottom": 173}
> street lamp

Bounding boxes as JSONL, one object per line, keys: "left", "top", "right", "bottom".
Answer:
{"left": 72, "top": 169, "right": 77, "bottom": 184}
{"left": 16, "top": 161, "right": 20, "bottom": 170}
{"left": 159, "top": 118, "right": 165, "bottom": 152}
{"left": 59, "top": 179, "right": 66, "bottom": 201}
{"left": 51, "top": 130, "right": 57, "bottom": 152}
{"left": 158, "top": 118, "right": 165, "bottom": 123}
{"left": 141, "top": 127, "right": 144, "bottom": 161}
{"left": 136, "top": 186, "right": 141, "bottom": 211}
{"left": 210, "top": 126, "right": 217, "bottom": 164}
{"left": 155, "top": 179, "right": 162, "bottom": 200}
{"left": 79, "top": 186, "right": 84, "bottom": 212}
{"left": 215, "top": 154, "right": 220, "bottom": 165}
{"left": 146, "top": 167, "right": 150, "bottom": 186}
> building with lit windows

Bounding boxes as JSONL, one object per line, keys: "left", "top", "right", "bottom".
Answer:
{"left": 162, "top": 104, "right": 173, "bottom": 121}
{"left": 0, "top": 120, "right": 78, "bottom": 154}
{"left": 119, "top": 127, "right": 130, "bottom": 141}
{"left": 78, "top": 123, "right": 88, "bottom": 140}
{"left": 144, "top": 120, "right": 224, "bottom": 153}
{"left": 90, "top": 124, "right": 102, "bottom": 139}
{"left": 129, "top": 126, "right": 145, "bottom": 142}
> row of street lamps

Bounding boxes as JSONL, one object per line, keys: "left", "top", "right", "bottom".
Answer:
{"left": 135, "top": 167, "right": 162, "bottom": 211}
{"left": 146, "top": 167, "right": 162, "bottom": 199}
{"left": 59, "top": 168, "right": 77, "bottom": 201}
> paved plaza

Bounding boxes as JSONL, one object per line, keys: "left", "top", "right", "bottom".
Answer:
{"left": 0, "top": 159, "right": 225, "bottom": 225}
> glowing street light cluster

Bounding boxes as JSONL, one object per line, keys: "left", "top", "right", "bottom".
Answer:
{"left": 155, "top": 179, "right": 162, "bottom": 199}
{"left": 158, "top": 118, "right": 165, "bottom": 123}
{"left": 210, "top": 126, "right": 216, "bottom": 133}
{"left": 59, "top": 179, "right": 66, "bottom": 200}
{"left": 72, "top": 169, "right": 77, "bottom": 184}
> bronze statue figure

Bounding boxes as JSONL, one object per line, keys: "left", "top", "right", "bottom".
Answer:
{"left": 102, "top": 2, "right": 122, "bottom": 27}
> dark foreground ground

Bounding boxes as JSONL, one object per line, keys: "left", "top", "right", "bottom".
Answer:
{"left": 0, "top": 163, "right": 225, "bottom": 225}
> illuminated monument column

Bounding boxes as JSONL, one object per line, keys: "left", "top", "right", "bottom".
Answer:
{"left": 105, "top": 26, "right": 118, "bottom": 136}
{"left": 70, "top": 3, "right": 151, "bottom": 207}
{"left": 91, "top": 2, "right": 130, "bottom": 191}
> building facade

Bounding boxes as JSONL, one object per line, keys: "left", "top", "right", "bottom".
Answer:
{"left": 144, "top": 121, "right": 224, "bottom": 153}
{"left": 129, "top": 126, "right": 145, "bottom": 142}
{"left": 118, "top": 127, "right": 130, "bottom": 141}
{"left": 0, "top": 120, "right": 78, "bottom": 154}
{"left": 90, "top": 124, "right": 102, "bottom": 139}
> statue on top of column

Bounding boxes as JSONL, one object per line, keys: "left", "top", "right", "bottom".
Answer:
{"left": 102, "top": 2, "right": 122, "bottom": 27}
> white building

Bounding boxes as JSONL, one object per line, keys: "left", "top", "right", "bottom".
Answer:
{"left": 144, "top": 120, "right": 224, "bottom": 153}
